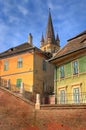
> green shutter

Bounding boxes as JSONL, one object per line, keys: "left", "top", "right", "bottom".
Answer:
{"left": 79, "top": 56, "right": 86, "bottom": 73}
{"left": 16, "top": 79, "right": 22, "bottom": 87}
{"left": 56, "top": 67, "right": 59, "bottom": 79}
{"left": 65, "top": 62, "right": 71, "bottom": 77}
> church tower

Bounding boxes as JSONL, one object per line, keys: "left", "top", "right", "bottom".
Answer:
{"left": 40, "top": 10, "right": 60, "bottom": 55}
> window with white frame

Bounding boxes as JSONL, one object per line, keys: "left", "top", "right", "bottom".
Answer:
{"left": 60, "top": 90, "right": 65, "bottom": 104}
{"left": 72, "top": 60, "right": 78, "bottom": 75}
{"left": 73, "top": 87, "right": 80, "bottom": 103}
{"left": 60, "top": 65, "right": 65, "bottom": 78}
{"left": 4, "top": 60, "right": 9, "bottom": 71}
{"left": 17, "top": 57, "right": 23, "bottom": 68}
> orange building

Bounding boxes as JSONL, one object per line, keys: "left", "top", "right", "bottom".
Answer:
{"left": 0, "top": 11, "right": 60, "bottom": 103}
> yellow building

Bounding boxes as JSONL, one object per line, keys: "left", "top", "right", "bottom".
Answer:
{"left": 0, "top": 11, "right": 60, "bottom": 103}
{"left": 50, "top": 31, "right": 86, "bottom": 104}
{"left": 0, "top": 35, "right": 53, "bottom": 101}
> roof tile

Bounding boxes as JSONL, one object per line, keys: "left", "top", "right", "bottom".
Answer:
{"left": 54, "top": 30, "right": 86, "bottom": 59}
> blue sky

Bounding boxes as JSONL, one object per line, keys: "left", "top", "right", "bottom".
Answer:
{"left": 0, "top": 0, "right": 86, "bottom": 52}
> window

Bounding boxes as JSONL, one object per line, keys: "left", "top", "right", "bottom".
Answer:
{"left": 60, "top": 90, "right": 65, "bottom": 104}
{"left": 60, "top": 65, "right": 64, "bottom": 78}
{"left": 43, "top": 81, "right": 47, "bottom": 92}
{"left": 73, "top": 88, "right": 80, "bottom": 103}
{"left": 43, "top": 60, "right": 46, "bottom": 71}
{"left": 72, "top": 61, "right": 78, "bottom": 75}
{"left": 17, "top": 57, "right": 23, "bottom": 68}
{"left": 16, "top": 79, "right": 22, "bottom": 88}
{"left": 4, "top": 60, "right": 8, "bottom": 71}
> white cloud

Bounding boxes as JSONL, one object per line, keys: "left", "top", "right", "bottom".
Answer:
{"left": 17, "top": 5, "right": 29, "bottom": 16}
{"left": 0, "top": 21, "right": 9, "bottom": 52}
{"left": 8, "top": 15, "right": 20, "bottom": 24}
{"left": 47, "top": 1, "right": 62, "bottom": 11}
{"left": 0, "top": 0, "right": 86, "bottom": 51}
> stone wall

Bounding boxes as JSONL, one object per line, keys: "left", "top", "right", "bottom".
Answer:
{"left": 0, "top": 87, "right": 86, "bottom": 130}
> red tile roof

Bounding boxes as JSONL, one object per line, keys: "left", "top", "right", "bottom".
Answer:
{"left": 51, "top": 30, "right": 86, "bottom": 60}
{"left": 0, "top": 42, "right": 52, "bottom": 59}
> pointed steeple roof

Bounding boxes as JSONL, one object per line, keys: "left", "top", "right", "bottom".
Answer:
{"left": 41, "top": 33, "right": 44, "bottom": 42}
{"left": 45, "top": 9, "right": 55, "bottom": 44}
{"left": 56, "top": 33, "right": 60, "bottom": 42}
{"left": 55, "top": 33, "right": 60, "bottom": 47}
{"left": 40, "top": 33, "right": 44, "bottom": 47}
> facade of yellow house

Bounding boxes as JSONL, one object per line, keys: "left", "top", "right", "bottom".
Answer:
{"left": 0, "top": 11, "right": 60, "bottom": 103}
{"left": 0, "top": 41, "right": 54, "bottom": 101}
{"left": 50, "top": 31, "right": 86, "bottom": 104}
{"left": 0, "top": 50, "right": 34, "bottom": 92}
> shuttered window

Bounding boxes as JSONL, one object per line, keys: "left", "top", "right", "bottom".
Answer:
{"left": 16, "top": 79, "right": 22, "bottom": 87}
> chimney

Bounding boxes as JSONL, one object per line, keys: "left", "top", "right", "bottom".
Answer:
{"left": 28, "top": 33, "right": 33, "bottom": 44}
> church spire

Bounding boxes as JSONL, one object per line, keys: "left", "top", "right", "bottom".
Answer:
{"left": 45, "top": 9, "right": 55, "bottom": 44}
{"left": 40, "top": 9, "right": 60, "bottom": 55}
{"left": 40, "top": 33, "right": 44, "bottom": 47}
{"left": 56, "top": 33, "right": 60, "bottom": 47}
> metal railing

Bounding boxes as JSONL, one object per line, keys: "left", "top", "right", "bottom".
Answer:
{"left": 56, "top": 93, "right": 86, "bottom": 104}
{"left": 0, "top": 78, "right": 36, "bottom": 103}
{"left": 0, "top": 78, "right": 86, "bottom": 105}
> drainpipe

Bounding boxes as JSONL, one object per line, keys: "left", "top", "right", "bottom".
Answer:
{"left": 33, "top": 48, "right": 36, "bottom": 96}
{"left": 54, "top": 65, "right": 57, "bottom": 104}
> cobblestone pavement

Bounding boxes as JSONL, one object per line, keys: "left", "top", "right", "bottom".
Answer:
{"left": 0, "top": 88, "right": 86, "bottom": 130}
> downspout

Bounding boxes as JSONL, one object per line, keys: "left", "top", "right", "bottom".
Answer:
{"left": 33, "top": 48, "right": 36, "bottom": 101}
{"left": 54, "top": 65, "right": 57, "bottom": 104}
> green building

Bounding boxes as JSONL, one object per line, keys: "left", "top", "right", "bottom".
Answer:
{"left": 50, "top": 30, "right": 86, "bottom": 104}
